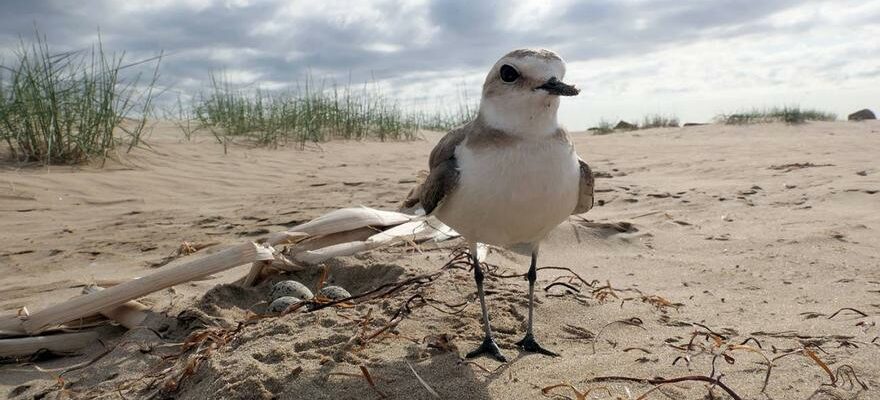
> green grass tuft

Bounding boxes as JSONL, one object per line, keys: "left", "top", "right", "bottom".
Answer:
{"left": 194, "top": 72, "right": 425, "bottom": 149}
{"left": 717, "top": 106, "right": 836, "bottom": 125}
{"left": 640, "top": 114, "right": 680, "bottom": 129}
{"left": 589, "top": 114, "right": 680, "bottom": 134}
{"left": 0, "top": 29, "right": 160, "bottom": 165}
{"left": 587, "top": 119, "right": 615, "bottom": 135}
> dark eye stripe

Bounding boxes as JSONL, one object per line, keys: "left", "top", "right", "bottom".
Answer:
{"left": 499, "top": 64, "right": 519, "bottom": 83}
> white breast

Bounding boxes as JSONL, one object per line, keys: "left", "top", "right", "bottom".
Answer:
{"left": 435, "top": 138, "right": 580, "bottom": 249}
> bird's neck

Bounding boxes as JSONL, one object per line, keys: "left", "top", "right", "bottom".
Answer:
{"left": 478, "top": 97, "right": 560, "bottom": 138}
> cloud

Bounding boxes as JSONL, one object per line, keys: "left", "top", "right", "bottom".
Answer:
{"left": 1, "top": 0, "right": 877, "bottom": 125}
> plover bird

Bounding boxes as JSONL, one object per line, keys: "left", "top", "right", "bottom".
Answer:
{"left": 405, "top": 48, "right": 594, "bottom": 361}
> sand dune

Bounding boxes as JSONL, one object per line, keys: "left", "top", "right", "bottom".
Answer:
{"left": 2, "top": 121, "right": 879, "bottom": 399}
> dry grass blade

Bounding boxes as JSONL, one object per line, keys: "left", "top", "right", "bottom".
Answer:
{"left": 726, "top": 344, "right": 774, "bottom": 392}
{"left": 802, "top": 347, "right": 836, "bottom": 386}
{"left": 541, "top": 382, "right": 585, "bottom": 400}
{"left": 359, "top": 365, "right": 386, "bottom": 398}
{"left": 406, "top": 361, "right": 440, "bottom": 399}
{"left": 458, "top": 358, "right": 506, "bottom": 374}
{"left": 315, "top": 265, "right": 330, "bottom": 293}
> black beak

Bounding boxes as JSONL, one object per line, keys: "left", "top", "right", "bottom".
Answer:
{"left": 535, "top": 77, "right": 580, "bottom": 96}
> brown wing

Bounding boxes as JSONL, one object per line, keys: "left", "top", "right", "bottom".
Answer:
{"left": 573, "top": 158, "right": 595, "bottom": 214}
{"left": 401, "top": 127, "right": 466, "bottom": 214}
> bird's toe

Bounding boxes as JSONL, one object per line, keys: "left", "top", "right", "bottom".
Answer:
{"left": 515, "top": 334, "right": 559, "bottom": 357}
{"left": 465, "top": 336, "right": 507, "bottom": 362}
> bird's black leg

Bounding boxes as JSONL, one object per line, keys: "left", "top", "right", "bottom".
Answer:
{"left": 465, "top": 251, "right": 507, "bottom": 362}
{"left": 515, "top": 252, "right": 559, "bottom": 357}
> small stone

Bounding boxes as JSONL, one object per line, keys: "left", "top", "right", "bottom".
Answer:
{"left": 614, "top": 120, "right": 637, "bottom": 131}
{"left": 848, "top": 109, "right": 876, "bottom": 121}
{"left": 268, "top": 296, "right": 301, "bottom": 313}
{"left": 270, "top": 280, "right": 314, "bottom": 302}
{"left": 319, "top": 285, "right": 351, "bottom": 300}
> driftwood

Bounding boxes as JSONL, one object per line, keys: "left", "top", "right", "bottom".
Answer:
{"left": 245, "top": 227, "right": 378, "bottom": 286}
{"left": 0, "top": 331, "right": 99, "bottom": 358}
{"left": 0, "top": 315, "right": 26, "bottom": 336}
{"left": 291, "top": 226, "right": 378, "bottom": 252}
{"left": 241, "top": 208, "right": 454, "bottom": 287}
{"left": 81, "top": 286, "right": 150, "bottom": 329}
{"left": 287, "top": 207, "right": 411, "bottom": 237}
{"left": 242, "top": 260, "right": 273, "bottom": 287}
{"left": 243, "top": 231, "right": 311, "bottom": 286}
{"left": 292, "top": 219, "right": 458, "bottom": 265}
{"left": 2, "top": 206, "right": 458, "bottom": 362}
{"left": 14, "top": 241, "right": 270, "bottom": 334}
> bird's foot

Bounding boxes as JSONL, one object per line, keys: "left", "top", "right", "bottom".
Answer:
{"left": 515, "top": 333, "right": 559, "bottom": 357}
{"left": 466, "top": 336, "right": 507, "bottom": 362}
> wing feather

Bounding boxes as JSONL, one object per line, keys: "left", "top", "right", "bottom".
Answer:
{"left": 573, "top": 158, "right": 595, "bottom": 214}
{"left": 402, "top": 128, "right": 466, "bottom": 214}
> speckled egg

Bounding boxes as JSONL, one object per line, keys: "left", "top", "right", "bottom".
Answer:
{"left": 268, "top": 296, "right": 301, "bottom": 313}
{"left": 319, "top": 285, "right": 351, "bottom": 300}
{"left": 270, "top": 280, "right": 313, "bottom": 302}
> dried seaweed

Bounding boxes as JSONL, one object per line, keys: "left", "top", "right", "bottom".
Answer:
{"left": 540, "top": 382, "right": 611, "bottom": 400}
{"left": 587, "top": 375, "right": 742, "bottom": 400}
{"left": 827, "top": 307, "right": 869, "bottom": 319}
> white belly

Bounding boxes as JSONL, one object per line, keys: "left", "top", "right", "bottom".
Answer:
{"left": 435, "top": 139, "right": 580, "bottom": 249}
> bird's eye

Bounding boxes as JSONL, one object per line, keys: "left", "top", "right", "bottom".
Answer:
{"left": 499, "top": 64, "right": 519, "bottom": 83}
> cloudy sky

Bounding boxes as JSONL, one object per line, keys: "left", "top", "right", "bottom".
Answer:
{"left": 1, "top": 0, "right": 878, "bottom": 127}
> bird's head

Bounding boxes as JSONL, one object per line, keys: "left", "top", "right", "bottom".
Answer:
{"left": 478, "top": 48, "right": 579, "bottom": 136}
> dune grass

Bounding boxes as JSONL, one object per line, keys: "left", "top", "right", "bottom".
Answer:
{"left": 408, "top": 87, "right": 478, "bottom": 132}
{"left": 588, "top": 114, "right": 679, "bottom": 134}
{"left": 587, "top": 119, "right": 615, "bottom": 135}
{"left": 408, "top": 103, "right": 477, "bottom": 132}
{"left": 194, "top": 72, "right": 425, "bottom": 148}
{"left": 163, "top": 93, "right": 204, "bottom": 141}
{"left": 640, "top": 114, "right": 680, "bottom": 129}
{"left": 0, "top": 30, "right": 160, "bottom": 165}
{"left": 717, "top": 106, "right": 836, "bottom": 125}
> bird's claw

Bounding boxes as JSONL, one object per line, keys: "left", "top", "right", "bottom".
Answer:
{"left": 466, "top": 336, "right": 507, "bottom": 362}
{"left": 515, "top": 333, "right": 559, "bottom": 357}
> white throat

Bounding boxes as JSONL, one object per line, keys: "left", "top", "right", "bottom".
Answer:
{"left": 478, "top": 96, "right": 561, "bottom": 137}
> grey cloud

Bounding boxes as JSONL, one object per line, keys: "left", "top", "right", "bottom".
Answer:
{"left": 0, "top": 0, "right": 870, "bottom": 102}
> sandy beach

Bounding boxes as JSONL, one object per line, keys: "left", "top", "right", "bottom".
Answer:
{"left": 2, "top": 121, "right": 879, "bottom": 399}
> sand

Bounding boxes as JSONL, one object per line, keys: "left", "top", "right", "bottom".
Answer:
{"left": 1, "top": 121, "right": 879, "bottom": 399}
